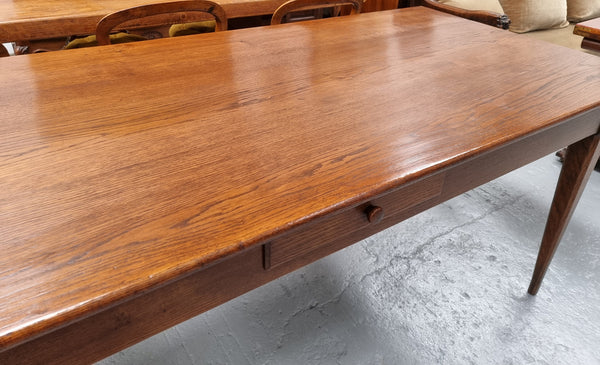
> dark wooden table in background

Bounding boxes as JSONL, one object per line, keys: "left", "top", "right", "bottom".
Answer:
{"left": 0, "top": 0, "right": 398, "bottom": 43}
{"left": 0, "top": 0, "right": 398, "bottom": 53}
{"left": 574, "top": 17, "right": 600, "bottom": 52}
{"left": 0, "top": 0, "right": 282, "bottom": 42}
{"left": 1, "top": 7, "right": 599, "bottom": 364}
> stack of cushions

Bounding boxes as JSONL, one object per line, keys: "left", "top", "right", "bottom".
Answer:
{"left": 439, "top": 0, "right": 600, "bottom": 33}
{"left": 499, "top": 0, "right": 569, "bottom": 33}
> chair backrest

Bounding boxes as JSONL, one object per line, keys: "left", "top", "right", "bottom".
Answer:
{"left": 271, "top": 0, "right": 362, "bottom": 25}
{"left": 96, "top": 0, "right": 227, "bottom": 45}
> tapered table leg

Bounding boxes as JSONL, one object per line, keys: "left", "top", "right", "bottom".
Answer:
{"left": 528, "top": 133, "right": 600, "bottom": 295}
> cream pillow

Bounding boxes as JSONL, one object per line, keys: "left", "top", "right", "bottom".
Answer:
{"left": 499, "top": 0, "right": 569, "bottom": 33}
{"left": 567, "top": 0, "right": 600, "bottom": 22}
{"left": 439, "top": 0, "right": 504, "bottom": 14}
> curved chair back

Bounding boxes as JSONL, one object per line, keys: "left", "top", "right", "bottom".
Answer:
{"left": 271, "top": 0, "right": 362, "bottom": 25}
{"left": 96, "top": 0, "right": 227, "bottom": 45}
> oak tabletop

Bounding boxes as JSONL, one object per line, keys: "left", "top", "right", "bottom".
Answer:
{"left": 0, "top": 0, "right": 287, "bottom": 42}
{"left": 1, "top": 7, "right": 600, "bottom": 351}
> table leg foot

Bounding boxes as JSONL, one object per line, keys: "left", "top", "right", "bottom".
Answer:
{"left": 528, "top": 133, "right": 600, "bottom": 295}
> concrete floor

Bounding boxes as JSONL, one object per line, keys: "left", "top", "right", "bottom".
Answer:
{"left": 98, "top": 154, "right": 600, "bottom": 365}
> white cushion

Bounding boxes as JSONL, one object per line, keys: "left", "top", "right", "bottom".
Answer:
{"left": 567, "top": 0, "right": 600, "bottom": 22}
{"left": 499, "top": 0, "right": 569, "bottom": 33}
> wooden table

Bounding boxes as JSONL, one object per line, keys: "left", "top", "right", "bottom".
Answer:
{"left": 0, "top": 0, "right": 398, "bottom": 44}
{"left": 1, "top": 7, "right": 599, "bottom": 364}
{"left": 574, "top": 17, "right": 600, "bottom": 52}
{"left": 0, "top": 0, "right": 283, "bottom": 42}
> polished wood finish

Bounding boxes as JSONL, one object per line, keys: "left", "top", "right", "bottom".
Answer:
{"left": 95, "top": 0, "right": 227, "bottom": 45}
{"left": 574, "top": 17, "right": 600, "bottom": 40}
{"left": 422, "top": 0, "right": 510, "bottom": 28}
{"left": 271, "top": 0, "right": 362, "bottom": 24}
{"left": 361, "top": 0, "right": 398, "bottom": 13}
{"left": 581, "top": 38, "right": 600, "bottom": 52}
{"left": 528, "top": 134, "right": 600, "bottom": 295}
{"left": 266, "top": 173, "right": 444, "bottom": 270}
{"left": 0, "top": 0, "right": 279, "bottom": 42}
{"left": 0, "top": 0, "right": 397, "bottom": 43}
{"left": 574, "top": 17, "right": 600, "bottom": 52}
{"left": 1, "top": 7, "right": 600, "bottom": 363}
{"left": 365, "top": 205, "right": 384, "bottom": 223}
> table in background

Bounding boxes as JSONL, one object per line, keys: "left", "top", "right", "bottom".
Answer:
{"left": 0, "top": 0, "right": 398, "bottom": 53}
{"left": 1, "top": 7, "right": 599, "bottom": 364}
{"left": 574, "top": 17, "right": 600, "bottom": 52}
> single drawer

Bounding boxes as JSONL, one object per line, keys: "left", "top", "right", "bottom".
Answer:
{"left": 263, "top": 172, "right": 445, "bottom": 270}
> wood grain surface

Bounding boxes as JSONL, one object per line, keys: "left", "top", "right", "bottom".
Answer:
{"left": 1, "top": 6, "right": 600, "bottom": 360}
{"left": 0, "top": 0, "right": 287, "bottom": 41}
{"left": 528, "top": 134, "right": 600, "bottom": 295}
{"left": 0, "top": 0, "right": 397, "bottom": 42}
{"left": 574, "top": 17, "right": 600, "bottom": 41}
{"left": 94, "top": 0, "right": 228, "bottom": 45}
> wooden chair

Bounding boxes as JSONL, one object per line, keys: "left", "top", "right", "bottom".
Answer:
{"left": 422, "top": 0, "right": 510, "bottom": 29}
{"left": 271, "top": 0, "right": 363, "bottom": 25}
{"left": 95, "top": 0, "right": 227, "bottom": 46}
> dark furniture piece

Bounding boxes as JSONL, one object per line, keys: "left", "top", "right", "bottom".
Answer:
{"left": 574, "top": 17, "right": 600, "bottom": 52}
{"left": 422, "top": 0, "right": 510, "bottom": 28}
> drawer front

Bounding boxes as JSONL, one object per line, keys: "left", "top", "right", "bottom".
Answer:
{"left": 264, "top": 172, "right": 445, "bottom": 270}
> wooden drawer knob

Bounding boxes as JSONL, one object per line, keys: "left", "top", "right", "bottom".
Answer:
{"left": 365, "top": 205, "right": 384, "bottom": 224}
